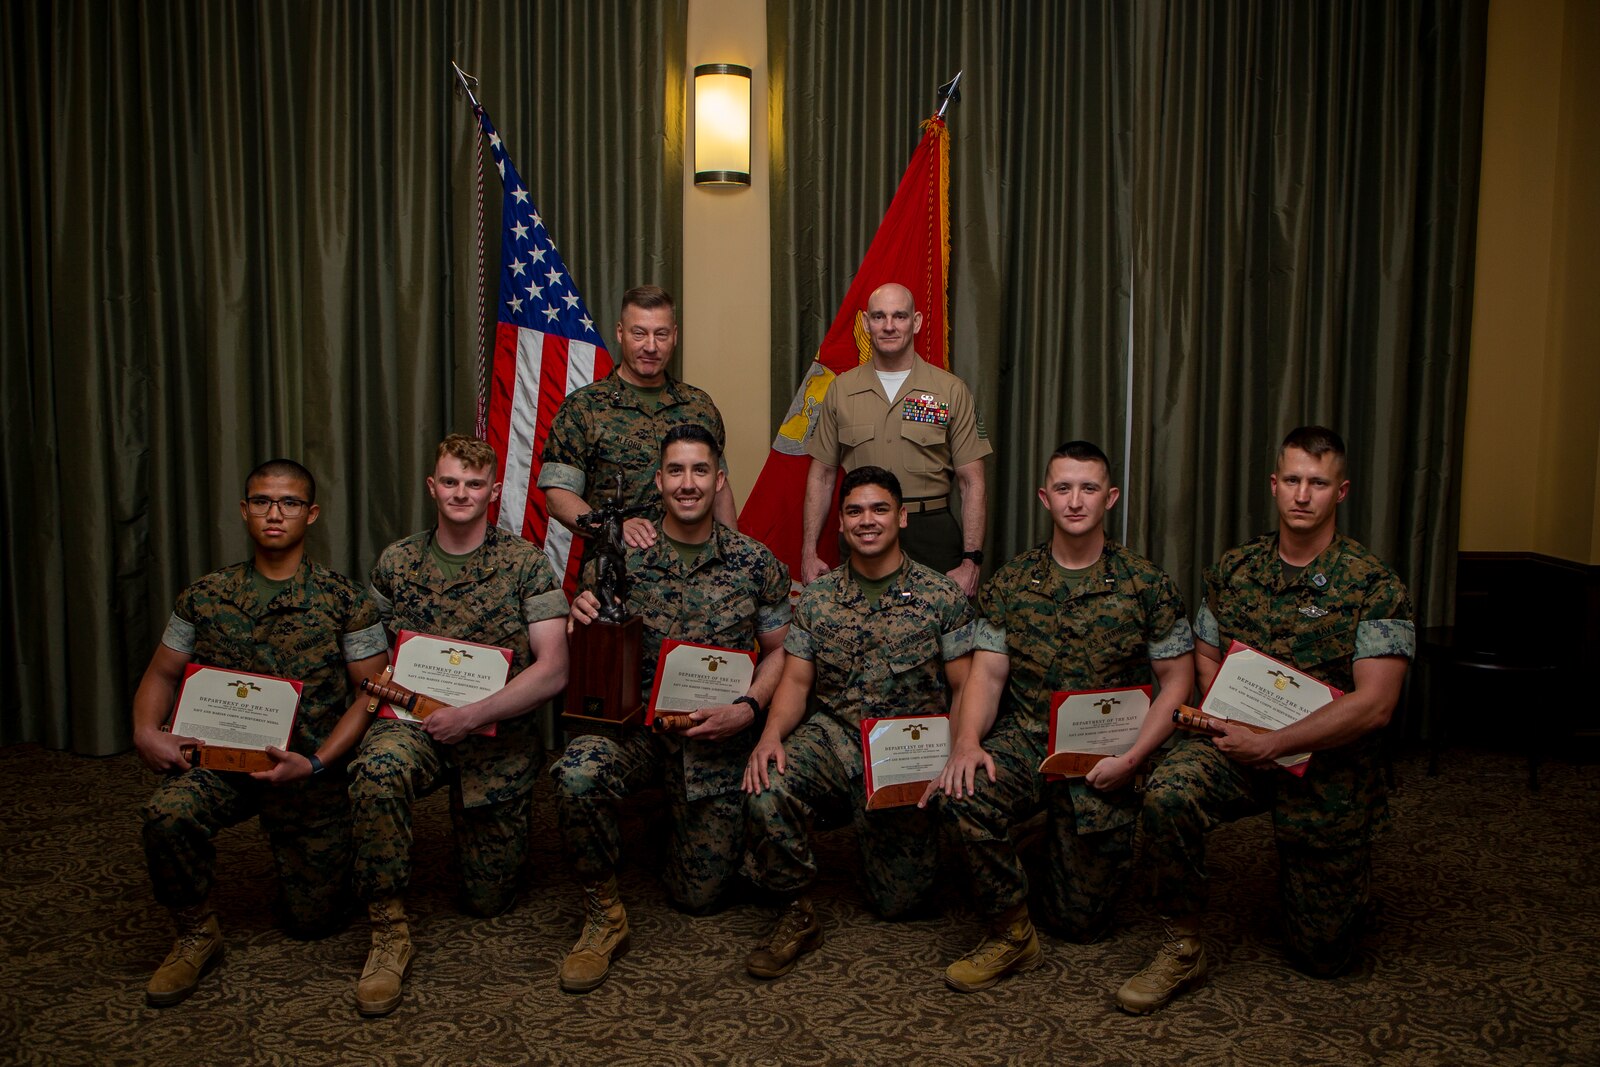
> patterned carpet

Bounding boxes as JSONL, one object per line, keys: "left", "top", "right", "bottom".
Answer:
{"left": 1, "top": 742, "right": 1596, "bottom": 1066}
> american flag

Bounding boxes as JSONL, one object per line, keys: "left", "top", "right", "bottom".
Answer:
{"left": 477, "top": 105, "right": 611, "bottom": 592}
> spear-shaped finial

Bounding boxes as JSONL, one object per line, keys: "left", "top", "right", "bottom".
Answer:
{"left": 935, "top": 70, "right": 963, "bottom": 119}
{"left": 451, "top": 60, "right": 481, "bottom": 111}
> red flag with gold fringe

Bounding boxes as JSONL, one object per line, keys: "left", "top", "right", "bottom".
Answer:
{"left": 737, "top": 117, "right": 951, "bottom": 581}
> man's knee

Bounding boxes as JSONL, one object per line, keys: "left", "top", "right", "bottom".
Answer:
{"left": 348, "top": 748, "right": 419, "bottom": 807}
{"left": 550, "top": 742, "right": 616, "bottom": 801}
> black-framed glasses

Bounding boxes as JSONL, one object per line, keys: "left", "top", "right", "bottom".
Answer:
{"left": 245, "top": 496, "right": 309, "bottom": 517}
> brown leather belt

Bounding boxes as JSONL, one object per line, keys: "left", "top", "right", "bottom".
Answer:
{"left": 903, "top": 495, "right": 949, "bottom": 514}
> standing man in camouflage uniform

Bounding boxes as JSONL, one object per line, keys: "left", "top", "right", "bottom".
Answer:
{"left": 346, "top": 434, "right": 570, "bottom": 1016}
{"left": 800, "top": 283, "right": 992, "bottom": 595}
{"left": 540, "top": 285, "right": 736, "bottom": 549}
{"left": 550, "top": 424, "right": 790, "bottom": 993}
{"left": 1118, "top": 426, "right": 1414, "bottom": 1014}
{"left": 133, "top": 459, "right": 390, "bottom": 1006}
{"left": 923, "top": 441, "right": 1195, "bottom": 992}
{"left": 742, "top": 466, "right": 976, "bottom": 978}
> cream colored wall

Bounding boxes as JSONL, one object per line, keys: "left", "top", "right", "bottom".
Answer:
{"left": 681, "top": 0, "right": 772, "bottom": 509}
{"left": 1460, "top": 0, "right": 1600, "bottom": 563}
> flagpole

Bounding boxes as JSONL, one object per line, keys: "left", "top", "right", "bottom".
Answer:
{"left": 452, "top": 61, "right": 489, "bottom": 437}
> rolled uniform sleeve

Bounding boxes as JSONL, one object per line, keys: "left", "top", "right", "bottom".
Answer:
{"left": 1149, "top": 617, "right": 1195, "bottom": 660}
{"left": 782, "top": 624, "right": 815, "bottom": 661}
{"left": 520, "top": 550, "right": 569, "bottom": 623}
{"left": 1356, "top": 619, "right": 1415, "bottom": 660}
{"left": 538, "top": 401, "right": 591, "bottom": 497}
{"left": 970, "top": 617, "right": 1008, "bottom": 654}
{"left": 160, "top": 613, "right": 197, "bottom": 655}
{"left": 1193, "top": 599, "right": 1220, "bottom": 648}
{"left": 940, "top": 619, "right": 978, "bottom": 662}
{"left": 341, "top": 622, "right": 390, "bottom": 662}
{"left": 755, "top": 555, "right": 793, "bottom": 634}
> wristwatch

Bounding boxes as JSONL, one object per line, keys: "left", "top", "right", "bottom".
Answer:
{"left": 959, "top": 550, "right": 984, "bottom": 565}
{"left": 307, "top": 755, "right": 326, "bottom": 776}
{"left": 733, "top": 695, "right": 762, "bottom": 717}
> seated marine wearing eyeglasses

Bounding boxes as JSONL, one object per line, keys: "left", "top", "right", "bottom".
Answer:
{"left": 132, "top": 459, "right": 392, "bottom": 1007}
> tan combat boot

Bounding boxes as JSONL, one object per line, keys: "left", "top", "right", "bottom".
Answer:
{"left": 746, "top": 896, "right": 823, "bottom": 979}
{"left": 355, "top": 897, "right": 413, "bottom": 1017}
{"left": 146, "top": 903, "right": 223, "bottom": 1007}
{"left": 1116, "top": 916, "right": 1207, "bottom": 1014}
{"left": 558, "top": 876, "right": 630, "bottom": 993}
{"left": 944, "top": 902, "right": 1043, "bottom": 992}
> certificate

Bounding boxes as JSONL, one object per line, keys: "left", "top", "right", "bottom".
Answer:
{"left": 860, "top": 715, "right": 950, "bottom": 810}
{"left": 169, "top": 664, "right": 302, "bottom": 773}
{"left": 1038, "top": 686, "right": 1152, "bottom": 777}
{"left": 382, "top": 630, "right": 512, "bottom": 737}
{"left": 645, "top": 640, "right": 758, "bottom": 727}
{"left": 1200, "top": 641, "right": 1344, "bottom": 771}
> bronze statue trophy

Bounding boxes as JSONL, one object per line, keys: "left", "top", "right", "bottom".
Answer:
{"left": 563, "top": 480, "right": 653, "bottom": 732}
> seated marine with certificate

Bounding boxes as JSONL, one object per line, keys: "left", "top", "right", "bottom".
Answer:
{"left": 1120, "top": 427, "right": 1415, "bottom": 1014}
{"left": 132, "top": 459, "right": 390, "bottom": 1007}
{"left": 742, "top": 466, "right": 976, "bottom": 981}
{"left": 551, "top": 424, "right": 790, "bottom": 993}
{"left": 923, "top": 441, "right": 1194, "bottom": 993}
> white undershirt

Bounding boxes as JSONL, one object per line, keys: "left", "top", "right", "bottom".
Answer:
{"left": 875, "top": 368, "right": 912, "bottom": 403}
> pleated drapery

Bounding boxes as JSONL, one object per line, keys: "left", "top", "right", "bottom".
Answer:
{"left": 1, "top": 2, "right": 686, "bottom": 753}
{"left": 769, "top": 0, "right": 1485, "bottom": 633}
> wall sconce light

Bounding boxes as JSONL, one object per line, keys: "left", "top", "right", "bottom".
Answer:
{"left": 693, "top": 63, "right": 752, "bottom": 186}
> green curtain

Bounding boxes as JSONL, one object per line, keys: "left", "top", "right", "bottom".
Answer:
{"left": 0, "top": 1, "right": 686, "bottom": 755}
{"left": 1126, "top": 0, "right": 1487, "bottom": 627}
{"left": 770, "top": 0, "right": 1484, "bottom": 630}
{"left": 768, "top": 0, "right": 1133, "bottom": 558}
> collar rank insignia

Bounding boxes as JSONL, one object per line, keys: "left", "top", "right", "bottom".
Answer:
{"left": 1298, "top": 604, "right": 1329, "bottom": 619}
{"left": 1311, "top": 572, "right": 1328, "bottom": 588}
{"left": 902, "top": 393, "right": 950, "bottom": 426}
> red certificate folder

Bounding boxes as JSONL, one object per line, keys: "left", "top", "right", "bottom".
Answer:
{"left": 169, "top": 664, "right": 303, "bottom": 773}
{"left": 1191, "top": 640, "right": 1346, "bottom": 776}
{"left": 860, "top": 714, "right": 950, "bottom": 810}
{"left": 645, "top": 640, "right": 759, "bottom": 728}
{"left": 1039, "top": 684, "right": 1154, "bottom": 778}
{"left": 379, "top": 630, "right": 514, "bottom": 738}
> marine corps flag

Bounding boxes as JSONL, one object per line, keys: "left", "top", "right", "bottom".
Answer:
{"left": 738, "top": 116, "right": 952, "bottom": 581}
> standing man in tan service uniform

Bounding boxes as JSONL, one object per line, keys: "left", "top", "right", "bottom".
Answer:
{"left": 800, "top": 283, "right": 992, "bottom": 596}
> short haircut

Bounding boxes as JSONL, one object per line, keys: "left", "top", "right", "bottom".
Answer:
{"left": 660, "top": 423, "right": 721, "bottom": 462}
{"left": 1278, "top": 425, "right": 1347, "bottom": 474}
{"left": 840, "top": 465, "right": 903, "bottom": 508}
{"left": 620, "top": 285, "right": 676, "bottom": 317}
{"left": 244, "top": 458, "right": 316, "bottom": 503}
{"left": 436, "top": 433, "right": 498, "bottom": 472}
{"left": 1045, "top": 440, "right": 1113, "bottom": 484}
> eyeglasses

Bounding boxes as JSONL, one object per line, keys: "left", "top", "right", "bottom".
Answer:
{"left": 245, "top": 496, "right": 310, "bottom": 517}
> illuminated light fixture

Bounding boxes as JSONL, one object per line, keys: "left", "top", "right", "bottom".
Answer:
{"left": 693, "top": 63, "right": 752, "bottom": 186}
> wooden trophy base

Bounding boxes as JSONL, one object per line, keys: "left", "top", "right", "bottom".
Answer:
{"left": 563, "top": 616, "right": 644, "bottom": 736}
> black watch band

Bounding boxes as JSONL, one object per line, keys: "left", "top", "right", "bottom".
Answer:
{"left": 307, "top": 754, "right": 326, "bottom": 776}
{"left": 733, "top": 695, "right": 766, "bottom": 731}
{"left": 960, "top": 549, "right": 984, "bottom": 565}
